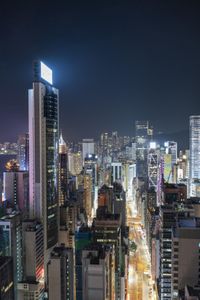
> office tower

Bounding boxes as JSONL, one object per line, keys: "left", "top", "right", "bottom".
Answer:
{"left": 84, "top": 154, "right": 98, "bottom": 213}
{"left": 171, "top": 219, "right": 200, "bottom": 298}
{"left": 177, "top": 150, "right": 189, "bottom": 181}
{"left": 123, "top": 135, "right": 130, "bottom": 147}
{"left": 112, "top": 131, "right": 119, "bottom": 151}
{"left": 68, "top": 151, "right": 82, "bottom": 176}
{"left": 0, "top": 212, "right": 22, "bottom": 298}
{"left": 111, "top": 162, "right": 122, "bottom": 185}
{"left": 135, "top": 120, "right": 151, "bottom": 179}
{"left": 163, "top": 154, "right": 173, "bottom": 183}
{"left": 189, "top": 116, "right": 200, "bottom": 196}
{"left": 82, "top": 139, "right": 95, "bottom": 163}
{"left": 124, "top": 142, "right": 135, "bottom": 161}
{"left": 148, "top": 142, "right": 159, "bottom": 189}
{"left": 48, "top": 245, "right": 75, "bottom": 300}
{"left": 131, "top": 142, "right": 136, "bottom": 160}
{"left": 0, "top": 256, "right": 14, "bottom": 299}
{"left": 29, "top": 62, "right": 59, "bottom": 258}
{"left": 3, "top": 169, "right": 29, "bottom": 215}
{"left": 164, "top": 141, "right": 177, "bottom": 184}
{"left": 58, "top": 132, "right": 68, "bottom": 206}
{"left": 113, "top": 182, "right": 126, "bottom": 227}
{"left": 82, "top": 245, "right": 115, "bottom": 300}
{"left": 125, "top": 163, "right": 136, "bottom": 199}
{"left": 83, "top": 174, "right": 92, "bottom": 220}
{"left": 101, "top": 133, "right": 109, "bottom": 152}
{"left": 17, "top": 221, "right": 44, "bottom": 299}
{"left": 17, "top": 134, "right": 29, "bottom": 171}
{"left": 164, "top": 141, "right": 177, "bottom": 166}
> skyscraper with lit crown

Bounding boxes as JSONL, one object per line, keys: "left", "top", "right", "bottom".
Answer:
{"left": 28, "top": 61, "right": 59, "bottom": 272}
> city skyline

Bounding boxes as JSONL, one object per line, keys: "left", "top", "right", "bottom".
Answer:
{"left": 1, "top": 2, "right": 200, "bottom": 299}
{"left": 1, "top": 1, "right": 200, "bottom": 141}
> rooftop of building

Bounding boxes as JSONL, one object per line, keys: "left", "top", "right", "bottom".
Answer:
{"left": 184, "top": 285, "right": 200, "bottom": 298}
{"left": 77, "top": 225, "right": 92, "bottom": 233}
{"left": 160, "top": 202, "right": 194, "bottom": 211}
{"left": 189, "top": 197, "right": 200, "bottom": 204}
{"left": 18, "top": 280, "right": 39, "bottom": 285}
{"left": 0, "top": 210, "right": 20, "bottom": 221}
{"left": 98, "top": 184, "right": 113, "bottom": 194}
{"left": 51, "top": 244, "right": 73, "bottom": 258}
{"left": 94, "top": 211, "right": 121, "bottom": 222}
{"left": 164, "top": 183, "right": 187, "bottom": 189}
{"left": 25, "top": 222, "right": 43, "bottom": 232}
{"left": 83, "top": 244, "right": 112, "bottom": 263}
{"left": 173, "top": 218, "right": 200, "bottom": 239}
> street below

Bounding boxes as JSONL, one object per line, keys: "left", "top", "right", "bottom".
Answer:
{"left": 127, "top": 200, "right": 157, "bottom": 300}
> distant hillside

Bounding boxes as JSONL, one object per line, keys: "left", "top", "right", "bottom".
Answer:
{"left": 154, "top": 129, "right": 189, "bottom": 150}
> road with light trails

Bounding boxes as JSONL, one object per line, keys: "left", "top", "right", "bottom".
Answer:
{"left": 127, "top": 200, "right": 158, "bottom": 300}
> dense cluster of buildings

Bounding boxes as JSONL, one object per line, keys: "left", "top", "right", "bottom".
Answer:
{"left": 0, "top": 62, "right": 200, "bottom": 300}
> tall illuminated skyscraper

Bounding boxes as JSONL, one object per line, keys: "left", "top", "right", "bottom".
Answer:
{"left": 82, "top": 139, "right": 95, "bottom": 163}
{"left": 135, "top": 120, "right": 152, "bottom": 179}
{"left": 58, "top": 132, "right": 68, "bottom": 206}
{"left": 29, "top": 61, "right": 59, "bottom": 253}
{"left": 189, "top": 115, "right": 200, "bottom": 196}
{"left": 164, "top": 141, "right": 177, "bottom": 166}
{"left": 17, "top": 133, "right": 29, "bottom": 171}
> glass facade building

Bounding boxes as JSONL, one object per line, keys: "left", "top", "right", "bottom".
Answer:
{"left": 135, "top": 120, "right": 151, "bottom": 179}
{"left": 189, "top": 116, "right": 200, "bottom": 195}
{"left": 29, "top": 61, "right": 59, "bottom": 252}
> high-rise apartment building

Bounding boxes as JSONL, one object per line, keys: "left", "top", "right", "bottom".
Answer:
{"left": 159, "top": 201, "right": 195, "bottom": 300}
{"left": 3, "top": 170, "right": 29, "bottom": 215}
{"left": 82, "top": 245, "right": 115, "bottom": 300}
{"left": 28, "top": 61, "right": 59, "bottom": 253}
{"left": 48, "top": 245, "right": 75, "bottom": 300}
{"left": 17, "top": 220, "right": 44, "bottom": 300}
{"left": 172, "top": 219, "right": 200, "bottom": 298}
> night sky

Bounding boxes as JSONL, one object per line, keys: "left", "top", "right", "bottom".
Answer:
{"left": 1, "top": 1, "right": 200, "bottom": 142}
